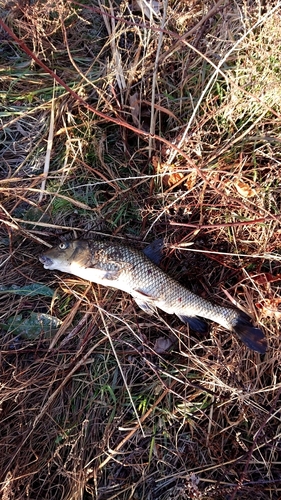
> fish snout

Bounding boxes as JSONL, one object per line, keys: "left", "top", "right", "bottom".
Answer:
{"left": 39, "top": 254, "right": 54, "bottom": 269}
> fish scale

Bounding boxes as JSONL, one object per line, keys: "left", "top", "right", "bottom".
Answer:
{"left": 39, "top": 238, "right": 267, "bottom": 353}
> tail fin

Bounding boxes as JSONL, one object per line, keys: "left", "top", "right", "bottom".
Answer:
{"left": 233, "top": 312, "right": 267, "bottom": 353}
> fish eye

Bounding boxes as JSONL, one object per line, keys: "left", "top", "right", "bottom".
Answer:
{"left": 59, "top": 242, "right": 69, "bottom": 250}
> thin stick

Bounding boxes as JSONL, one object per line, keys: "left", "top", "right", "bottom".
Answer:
{"left": 39, "top": 81, "right": 55, "bottom": 203}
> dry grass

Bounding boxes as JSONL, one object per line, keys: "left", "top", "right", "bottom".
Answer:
{"left": 1, "top": 0, "right": 281, "bottom": 499}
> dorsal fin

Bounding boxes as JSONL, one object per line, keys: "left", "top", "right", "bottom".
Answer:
{"left": 143, "top": 238, "right": 164, "bottom": 265}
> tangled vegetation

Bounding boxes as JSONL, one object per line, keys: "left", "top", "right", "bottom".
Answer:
{"left": 0, "top": 0, "right": 281, "bottom": 498}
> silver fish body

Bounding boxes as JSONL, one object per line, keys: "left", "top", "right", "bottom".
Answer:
{"left": 39, "top": 239, "right": 267, "bottom": 353}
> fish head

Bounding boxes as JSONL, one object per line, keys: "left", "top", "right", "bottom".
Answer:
{"left": 39, "top": 239, "right": 91, "bottom": 273}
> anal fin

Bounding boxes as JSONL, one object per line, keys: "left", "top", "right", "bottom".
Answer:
{"left": 177, "top": 314, "right": 208, "bottom": 333}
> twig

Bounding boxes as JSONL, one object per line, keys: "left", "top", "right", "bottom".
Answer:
{"left": 39, "top": 81, "right": 55, "bottom": 203}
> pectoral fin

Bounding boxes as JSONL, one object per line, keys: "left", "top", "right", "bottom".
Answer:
{"left": 103, "top": 269, "right": 122, "bottom": 280}
{"left": 87, "top": 261, "right": 122, "bottom": 281}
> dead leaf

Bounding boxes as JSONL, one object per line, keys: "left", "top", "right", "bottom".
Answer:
{"left": 151, "top": 155, "right": 159, "bottom": 168}
{"left": 153, "top": 337, "right": 173, "bottom": 354}
{"left": 141, "top": 99, "right": 181, "bottom": 123}
{"left": 129, "top": 92, "right": 140, "bottom": 128}
{"left": 256, "top": 298, "right": 281, "bottom": 319}
{"left": 252, "top": 273, "right": 281, "bottom": 285}
{"left": 184, "top": 171, "right": 197, "bottom": 190}
{"left": 152, "top": 156, "right": 185, "bottom": 187}
{"left": 165, "top": 171, "right": 184, "bottom": 187}
{"left": 234, "top": 180, "right": 256, "bottom": 198}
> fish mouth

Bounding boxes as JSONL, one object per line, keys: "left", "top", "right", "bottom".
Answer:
{"left": 39, "top": 255, "right": 54, "bottom": 269}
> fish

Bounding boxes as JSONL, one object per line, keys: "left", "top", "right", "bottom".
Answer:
{"left": 39, "top": 238, "right": 267, "bottom": 353}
